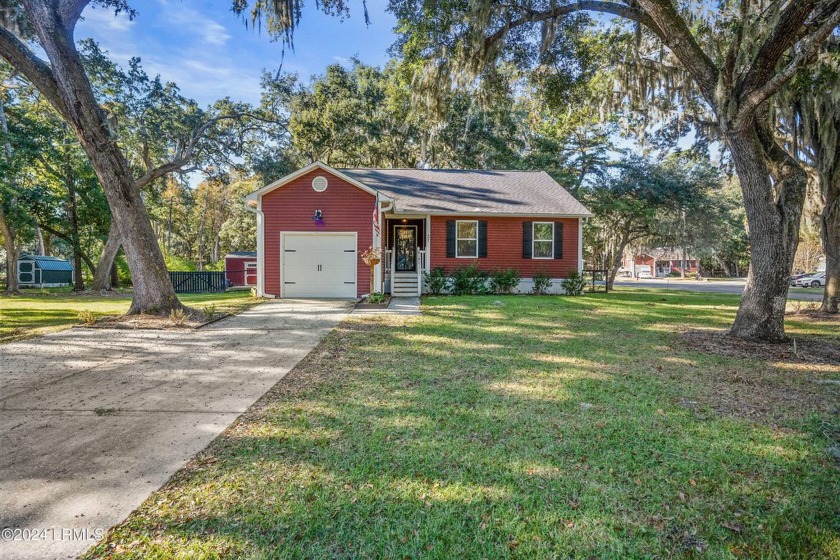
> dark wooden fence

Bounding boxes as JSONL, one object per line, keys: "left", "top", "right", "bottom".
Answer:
{"left": 582, "top": 269, "right": 609, "bottom": 293}
{"left": 169, "top": 271, "right": 227, "bottom": 293}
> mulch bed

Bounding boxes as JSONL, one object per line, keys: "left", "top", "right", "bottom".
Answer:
{"left": 679, "top": 329, "right": 840, "bottom": 425}
{"left": 77, "top": 309, "right": 229, "bottom": 331}
{"left": 681, "top": 329, "right": 840, "bottom": 366}
{"left": 355, "top": 295, "right": 392, "bottom": 309}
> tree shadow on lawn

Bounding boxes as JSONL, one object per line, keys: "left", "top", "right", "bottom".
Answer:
{"left": 85, "top": 293, "right": 840, "bottom": 559}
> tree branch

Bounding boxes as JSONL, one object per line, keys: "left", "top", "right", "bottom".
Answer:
{"left": 484, "top": 0, "right": 718, "bottom": 105}
{"left": 0, "top": 27, "right": 70, "bottom": 119}
{"left": 484, "top": 0, "right": 661, "bottom": 48}
{"left": 37, "top": 221, "right": 97, "bottom": 273}
{"left": 740, "top": 0, "right": 822, "bottom": 94}
{"left": 635, "top": 0, "right": 718, "bottom": 104}
{"left": 736, "top": 2, "right": 840, "bottom": 127}
{"left": 134, "top": 112, "right": 277, "bottom": 188}
{"left": 57, "top": 0, "right": 92, "bottom": 30}
{"left": 722, "top": 0, "right": 748, "bottom": 91}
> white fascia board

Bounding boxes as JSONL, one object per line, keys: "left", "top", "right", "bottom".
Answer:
{"left": 394, "top": 210, "right": 593, "bottom": 218}
{"left": 245, "top": 161, "right": 394, "bottom": 201}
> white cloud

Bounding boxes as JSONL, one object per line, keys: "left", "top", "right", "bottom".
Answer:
{"left": 141, "top": 56, "right": 262, "bottom": 104}
{"left": 160, "top": 4, "right": 232, "bottom": 47}
{"left": 80, "top": 7, "right": 136, "bottom": 32}
{"left": 200, "top": 20, "right": 233, "bottom": 46}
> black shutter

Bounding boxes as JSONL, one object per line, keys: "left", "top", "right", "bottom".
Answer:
{"left": 522, "top": 221, "right": 532, "bottom": 259}
{"left": 554, "top": 222, "right": 564, "bottom": 259}
{"left": 478, "top": 220, "right": 488, "bottom": 258}
{"left": 446, "top": 220, "right": 456, "bottom": 258}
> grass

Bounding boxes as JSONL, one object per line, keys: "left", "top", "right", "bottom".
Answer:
{"left": 0, "top": 288, "right": 259, "bottom": 342}
{"left": 81, "top": 289, "right": 839, "bottom": 559}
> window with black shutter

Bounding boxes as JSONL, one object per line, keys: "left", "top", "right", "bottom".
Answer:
{"left": 554, "top": 222, "right": 564, "bottom": 259}
{"left": 522, "top": 221, "right": 533, "bottom": 258}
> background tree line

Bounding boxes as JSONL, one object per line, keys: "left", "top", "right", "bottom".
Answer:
{"left": 0, "top": 1, "right": 837, "bottom": 341}
{"left": 0, "top": 47, "right": 751, "bottom": 292}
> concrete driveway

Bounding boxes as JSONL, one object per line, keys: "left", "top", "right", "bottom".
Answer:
{"left": 0, "top": 299, "right": 351, "bottom": 560}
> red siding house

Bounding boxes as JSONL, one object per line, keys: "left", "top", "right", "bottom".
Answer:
{"left": 244, "top": 162, "right": 591, "bottom": 298}
{"left": 623, "top": 248, "right": 699, "bottom": 277}
{"left": 224, "top": 251, "right": 257, "bottom": 287}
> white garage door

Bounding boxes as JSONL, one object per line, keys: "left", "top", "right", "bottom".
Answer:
{"left": 282, "top": 233, "right": 357, "bottom": 298}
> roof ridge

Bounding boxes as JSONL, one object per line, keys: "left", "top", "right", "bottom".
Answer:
{"left": 341, "top": 168, "right": 545, "bottom": 173}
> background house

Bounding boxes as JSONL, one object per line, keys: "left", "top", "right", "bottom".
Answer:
{"left": 623, "top": 248, "right": 699, "bottom": 277}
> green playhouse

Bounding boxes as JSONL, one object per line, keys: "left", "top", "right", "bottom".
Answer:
{"left": 16, "top": 255, "right": 74, "bottom": 288}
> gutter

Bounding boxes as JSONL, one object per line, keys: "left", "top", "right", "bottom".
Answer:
{"left": 243, "top": 194, "right": 269, "bottom": 298}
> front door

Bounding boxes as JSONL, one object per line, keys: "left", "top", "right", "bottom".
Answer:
{"left": 394, "top": 226, "right": 417, "bottom": 272}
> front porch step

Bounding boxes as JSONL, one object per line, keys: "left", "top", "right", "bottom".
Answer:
{"left": 390, "top": 272, "right": 420, "bottom": 296}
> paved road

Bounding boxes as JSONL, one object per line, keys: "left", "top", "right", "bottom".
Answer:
{"left": 613, "top": 279, "right": 824, "bottom": 301}
{"left": 0, "top": 300, "right": 351, "bottom": 560}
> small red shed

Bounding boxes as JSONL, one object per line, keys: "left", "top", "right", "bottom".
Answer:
{"left": 224, "top": 251, "right": 257, "bottom": 287}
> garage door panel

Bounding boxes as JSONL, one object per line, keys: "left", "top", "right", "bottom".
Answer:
{"left": 282, "top": 233, "right": 357, "bottom": 298}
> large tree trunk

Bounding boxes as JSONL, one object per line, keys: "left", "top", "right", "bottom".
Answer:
{"left": 727, "top": 126, "right": 805, "bottom": 342}
{"left": 604, "top": 226, "right": 633, "bottom": 291}
{"left": 36, "top": 226, "right": 45, "bottom": 255}
{"left": 0, "top": 80, "right": 18, "bottom": 294}
{"left": 23, "top": 1, "right": 182, "bottom": 314}
{"left": 92, "top": 221, "right": 121, "bottom": 291}
{"left": 110, "top": 254, "right": 119, "bottom": 288}
{"left": 0, "top": 204, "right": 17, "bottom": 293}
{"left": 820, "top": 173, "right": 839, "bottom": 313}
{"left": 65, "top": 160, "right": 84, "bottom": 291}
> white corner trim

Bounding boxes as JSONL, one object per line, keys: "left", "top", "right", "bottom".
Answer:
{"left": 256, "top": 206, "right": 266, "bottom": 297}
{"left": 578, "top": 218, "right": 584, "bottom": 273}
{"left": 243, "top": 194, "right": 267, "bottom": 297}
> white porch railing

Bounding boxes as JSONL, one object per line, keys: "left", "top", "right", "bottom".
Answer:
{"left": 384, "top": 247, "right": 425, "bottom": 296}
{"left": 384, "top": 249, "right": 393, "bottom": 275}
{"left": 416, "top": 250, "right": 426, "bottom": 296}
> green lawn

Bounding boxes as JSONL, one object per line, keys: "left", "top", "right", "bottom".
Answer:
{"left": 0, "top": 289, "right": 259, "bottom": 342}
{"left": 85, "top": 290, "right": 839, "bottom": 559}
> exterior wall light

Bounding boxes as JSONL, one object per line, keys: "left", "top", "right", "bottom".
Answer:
{"left": 312, "top": 209, "right": 323, "bottom": 222}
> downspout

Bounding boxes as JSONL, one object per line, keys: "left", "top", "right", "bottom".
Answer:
{"left": 244, "top": 195, "right": 268, "bottom": 298}
{"left": 578, "top": 218, "right": 585, "bottom": 275}
{"left": 378, "top": 200, "right": 394, "bottom": 294}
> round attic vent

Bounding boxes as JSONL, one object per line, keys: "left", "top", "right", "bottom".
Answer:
{"left": 312, "top": 176, "right": 328, "bottom": 192}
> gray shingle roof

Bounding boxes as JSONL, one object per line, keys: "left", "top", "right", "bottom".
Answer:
{"left": 340, "top": 169, "right": 591, "bottom": 216}
{"left": 225, "top": 251, "right": 257, "bottom": 258}
{"left": 19, "top": 255, "right": 73, "bottom": 271}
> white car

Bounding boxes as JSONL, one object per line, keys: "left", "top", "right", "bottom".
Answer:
{"left": 636, "top": 269, "right": 652, "bottom": 279}
{"left": 792, "top": 272, "right": 826, "bottom": 288}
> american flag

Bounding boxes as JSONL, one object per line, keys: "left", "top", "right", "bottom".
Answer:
{"left": 372, "top": 192, "right": 381, "bottom": 238}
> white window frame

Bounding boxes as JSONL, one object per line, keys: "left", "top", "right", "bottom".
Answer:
{"left": 455, "top": 220, "right": 479, "bottom": 258}
{"left": 532, "top": 222, "right": 554, "bottom": 260}
{"left": 244, "top": 261, "right": 257, "bottom": 285}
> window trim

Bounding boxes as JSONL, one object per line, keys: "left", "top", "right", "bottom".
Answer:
{"left": 455, "top": 219, "right": 479, "bottom": 258}
{"left": 532, "top": 221, "right": 554, "bottom": 260}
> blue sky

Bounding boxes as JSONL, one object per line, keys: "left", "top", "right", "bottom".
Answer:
{"left": 76, "top": 0, "right": 398, "bottom": 106}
